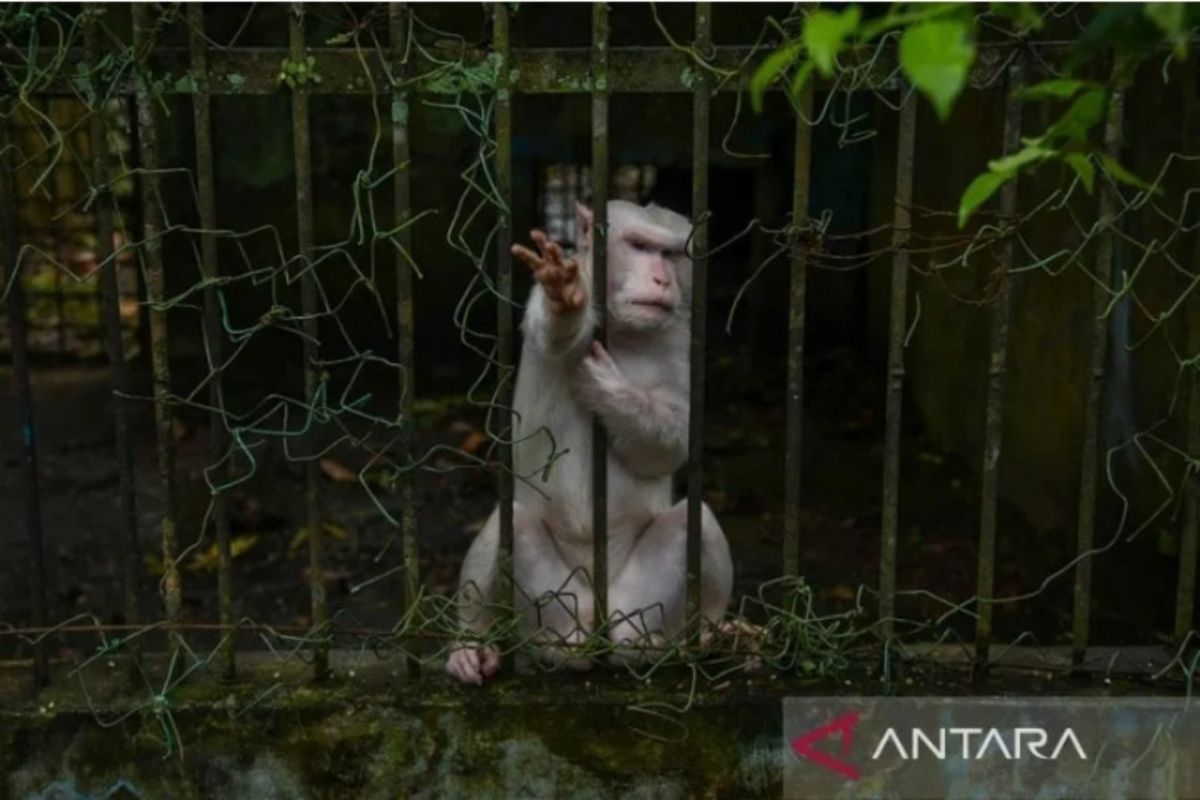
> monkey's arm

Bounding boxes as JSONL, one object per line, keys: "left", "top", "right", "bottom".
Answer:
{"left": 573, "top": 342, "right": 688, "bottom": 477}
{"left": 521, "top": 284, "right": 597, "bottom": 360}
{"left": 447, "top": 518, "right": 502, "bottom": 684}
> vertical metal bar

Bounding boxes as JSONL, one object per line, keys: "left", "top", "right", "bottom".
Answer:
{"left": 1073, "top": 87, "right": 1123, "bottom": 665}
{"left": 131, "top": 4, "right": 182, "bottom": 653}
{"left": 783, "top": 82, "right": 813, "bottom": 579}
{"left": 1175, "top": 61, "right": 1200, "bottom": 646}
{"left": 389, "top": 2, "right": 420, "bottom": 675}
{"left": 879, "top": 95, "right": 917, "bottom": 641}
{"left": 86, "top": 6, "right": 139, "bottom": 644}
{"left": 590, "top": 0, "right": 610, "bottom": 641}
{"left": 188, "top": 2, "right": 235, "bottom": 680}
{"left": 1, "top": 120, "right": 49, "bottom": 687}
{"left": 492, "top": 2, "right": 516, "bottom": 663}
{"left": 288, "top": 4, "right": 329, "bottom": 679}
{"left": 975, "top": 53, "right": 1026, "bottom": 670}
{"left": 686, "top": 2, "right": 711, "bottom": 641}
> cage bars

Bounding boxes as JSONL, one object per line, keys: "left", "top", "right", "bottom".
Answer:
{"left": 288, "top": 4, "right": 330, "bottom": 679}
{"left": 782, "top": 82, "right": 814, "bottom": 581}
{"left": 0, "top": 119, "right": 48, "bottom": 686}
{"left": 389, "top": 2, "right": 421, "bottom": 677}
{"left": 1073, "top": 87, "right": 1124, "bottom": 665}
{"left": 85, "top": 7, "right": 141, "bottom": 661}
{"left": 879, "top": 94, "right": 917, "bottom": 642}
{"left": 685, "top": 3, "right": 712, "bottom": 640}
{"left": 590, "top": 2, "right": 611, "bottom": 638}
{"left": 492, "top": 2, "right": 517, "bottom": 666}
{"left": 131, "top": 4, "right": 183, "bottom": 658}
{"left": 187, "top": 2, "right": 236, "bottom": 681}
{"left": 974, "top": 53, "right": 1026, "bottom": 670}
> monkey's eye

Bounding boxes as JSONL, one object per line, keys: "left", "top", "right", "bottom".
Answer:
{"left": 662, "top": 249, "right": 679, "bottom": 260}
{"left": 630, "top": 239, "right": 653, "bottom": 253}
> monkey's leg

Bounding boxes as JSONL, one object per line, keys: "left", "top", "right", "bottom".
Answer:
{"left": 447, "top": 504, "right": 593, "bottom": 684}
{"left": 606, "top": 500, "right": 733, "bottom": 665}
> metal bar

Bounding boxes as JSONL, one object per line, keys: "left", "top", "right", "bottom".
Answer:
{"left": 879, "top": 94, "right": 917, "bottom": 641}
{"left": 1175, "top": 60, "right": 1200, "bottom": 646}
{"left": 492, "top": 1, "right": 516, "bottom": 665}
{"left": 975, "top": 53, "right": 1026, "bottom": 670}
{"left": 288, "top": 4, "right": 329, "bottom": 679}
{"left": 590, "top": 0, "right": 610, "bottom": 642}
{"left": 1072, "top": 87, "right": 1124, "bottom": 666}
{"left": 188, "top": 3, "right": 235, "bottom": 681}
{"left": 131, "top": 4, "right": 182, "bottom": 654}
{"left": 0, "top": 119, "right": 49, "bottom": 686}
{"left": 686, "top": 2, "right": 711, "bottom": 641}
{"left": 389, "top": 2, "right": 420, "bottom": 676}
{"left": 26, "top": 43, "right": 1074, "bottom": 96}
{"left": 783, "top": 82, "right": 814, "bottom": 579}
{"left": 86, "top": 6, "right": 139, "bottom": 647}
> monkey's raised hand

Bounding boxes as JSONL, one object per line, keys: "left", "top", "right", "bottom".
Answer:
{"left": 512, "top": 229, "right": 587, "bottom": 315}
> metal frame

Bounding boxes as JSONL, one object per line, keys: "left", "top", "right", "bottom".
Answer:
{"left": 0, "top": 3, "right": 1192, "bottom": 690}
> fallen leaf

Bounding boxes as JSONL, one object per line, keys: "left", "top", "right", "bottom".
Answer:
{"left": 187, "top": 534, "right": 260, "bottom": 572}
{"left": 320, "top": 457, "right": 358, "bottom": 483}
{"left": 458, "top": 430, "right": 489, "bottom": 456}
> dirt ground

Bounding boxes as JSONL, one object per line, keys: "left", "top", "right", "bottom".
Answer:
{"left": 0, "top": 347, "right": 1169, "bottom": 666}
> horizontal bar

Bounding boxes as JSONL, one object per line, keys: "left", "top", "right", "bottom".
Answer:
{"left": 13, "top": 42, "right": 1072, "bottom": 96}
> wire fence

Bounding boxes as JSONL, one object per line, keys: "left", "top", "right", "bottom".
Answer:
{"left": 0, "top": 1, "right": 1198, "bottom": 754}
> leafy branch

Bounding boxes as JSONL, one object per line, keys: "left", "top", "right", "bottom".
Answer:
{"left": 751, "top": 3, "right": 1195, "bottom": 227}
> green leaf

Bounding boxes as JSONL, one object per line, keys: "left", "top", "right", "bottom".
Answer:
{"left": 750, "top": 41, "right": 803, "bottom": 113}
{"left": 1021, "top": 78, "right": 1099, "bottom": 101}
{"left": 899, "top": 19, "right": 976, "bottom": 121}
{"left": 803, "top": 6, "right": 861, "bottom": 76}
{"left": 1096, "top": 152, "right": 1159, "bottom": 192}
{"left": 1064, "top": 153, "right": 1095, "bottom": 193}
{"left": 788, "top": 61, "right": 815, "bottom": 101}
{"left": 1043, "top": 89, "right": 1106, "bottom": 143}
{"left": 988, "top": 2, "right": 1044, "bottom": 33}
{"left": 987, "top": 144, "right": 1053, "bottom": 174}
{"left": 1145, "top": 3, "right": 1188, "bottom": 57}
{"left": 958, "top": 169, "right": 1013, "bottom": 228}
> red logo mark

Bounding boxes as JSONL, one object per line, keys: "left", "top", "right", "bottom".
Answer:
{"left": 790, "top": 711, "right": 862, "bottom": 781}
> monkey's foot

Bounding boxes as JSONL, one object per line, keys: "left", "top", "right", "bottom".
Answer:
{"left": 701, "top": 619, "right": 764, "bottom": 651}
{"left": 446, "top": 643, "right": 500, "bottom": 686}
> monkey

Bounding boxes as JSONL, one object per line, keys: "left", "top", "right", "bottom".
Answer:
{"left": 446, "top": 200, "right": 733, "bottom": 685}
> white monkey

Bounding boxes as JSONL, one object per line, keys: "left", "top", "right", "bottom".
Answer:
{"left": 446, "top": 200, "right": 733, "bottom": 685}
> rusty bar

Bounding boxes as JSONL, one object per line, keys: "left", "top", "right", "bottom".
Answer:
{"left": 1072, "top": 87, "right": 1124, "bottom": 666}
{"left": 132, "top": 4, "right": 182, "bottom": 654}
{"left": 0, "top": 118, "right": 49, "bottom": 686}
{"left": 86, "top": 6, "right": 139, "bottom": 645}
{"left": 288, "top": 4, "right": 329, "bottom": 679}
{"left": 1175, "top": 61, "right": 1200, "bottom": 646}
{"left": 783, "top": 83, "right": 814, "bottom": 579}
{"left": 493, "top": 2, "right": 516, "bottom": 662}
{"left": 590, "top": 0, "right": 610, "bottom": 640}
{"left": 188, "top": 3, "right": 235, "bottom": 680}
{"left": 686, "top": 2, "right": 711, "bottom": 641}
{"left": 28, "top": 42, "right": 1072, "bottom": 96}
{"left": 389, "top": 2, "right": 420, "bottom": 675}
{"left": 975, "top": 53, "right": 1026, "bottom": 670}
{"left": 879, "top": 94, "right": 917, "bottom": 641}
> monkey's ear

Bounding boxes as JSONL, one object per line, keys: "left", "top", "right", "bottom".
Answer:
{"left": 575, "top": 201, "right": 594, "bottom": 243}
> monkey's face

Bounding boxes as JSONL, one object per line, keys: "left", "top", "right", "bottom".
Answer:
{"left": 606, "top": 225, "right": 691, "bottom": 332}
